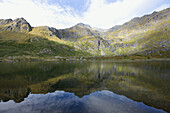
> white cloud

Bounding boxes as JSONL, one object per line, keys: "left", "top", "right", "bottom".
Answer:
{"left": 0, "top": 0, "right": 81, "bottom": 29}
{"left": 0, "top": 0, "right": 169, "bottom": 29}
{"left": 83, "top": 0, "right": 170, "bottom": 28}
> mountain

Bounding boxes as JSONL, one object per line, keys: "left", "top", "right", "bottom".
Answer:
{"left": 101, "top": 8, "right": 170, "bottom": 56}
{"left": 0, "top": 8, "right": 170, "bottom": 60}
{"left": 0, "top": 17, "right": 32, "bottom": 32}
{"left": 52, "top": 23, "right": 103, "bottom": 41}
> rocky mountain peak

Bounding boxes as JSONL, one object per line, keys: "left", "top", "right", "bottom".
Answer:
{"left": 0, "top": 18, "right": 13, "bottom": 25}
{"left": 74, "top": 23, "right": 91, "bottom": 28}
{"left": 0, "top": 17, "right": 32, "bottom": 32}
{"left": 14, "top": 17, "right": 27, "bottom": 22}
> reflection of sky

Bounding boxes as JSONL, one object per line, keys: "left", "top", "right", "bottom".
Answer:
{"left": 0, "top": 90, "right": 166, "bottom": 113}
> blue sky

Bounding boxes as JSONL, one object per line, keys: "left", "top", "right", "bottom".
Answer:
{"left": 0, "top": 0, "right": 169, "bottom": 29}
{"left": 47, "top": 0, "right": 91, "bottom": 15}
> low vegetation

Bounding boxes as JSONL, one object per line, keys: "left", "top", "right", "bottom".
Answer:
{"left": 0, "top": 8, "right": 169, "bottom": 61}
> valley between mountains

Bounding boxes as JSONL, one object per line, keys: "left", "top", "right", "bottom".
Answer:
{"left": 0, "top": 8, "right": 170, "bottom": 61}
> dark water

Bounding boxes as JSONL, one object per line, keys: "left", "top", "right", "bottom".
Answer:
{"left": 0, "top": 61, "right": 169, "bottom": 113}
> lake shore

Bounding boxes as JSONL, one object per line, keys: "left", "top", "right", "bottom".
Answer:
{"left": 0, "top": 55, "right": 170, "bottom": 62}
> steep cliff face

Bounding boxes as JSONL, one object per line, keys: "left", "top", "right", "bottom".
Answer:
{"left": 0, "top": 8, "right": 169, "bottom": 58}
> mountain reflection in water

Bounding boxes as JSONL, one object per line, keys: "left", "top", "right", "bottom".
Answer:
{"left": 0, "top": 90, "right": 166, "bottom": 113}
{"left": 0, "top": 61, "right": 169, "bottom": 112}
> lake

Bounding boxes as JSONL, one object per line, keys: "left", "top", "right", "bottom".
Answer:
{"left": 0, "top": 60, "right": 169, "bottom": 113}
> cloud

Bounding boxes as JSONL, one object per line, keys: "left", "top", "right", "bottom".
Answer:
{"left": 0, "top": 0, "right": 81, "bottom": 29}
{"left": 0, "top": 0, "right": 169, "bottom": 29}
{"left": 83, "top": 0, "right": 170, "bottom": 28}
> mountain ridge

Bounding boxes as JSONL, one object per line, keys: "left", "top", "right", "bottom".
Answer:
{"left": 0, "top": 8, "right": 170, "bottom": 60}
{"left": 1, "top": 8, "right": 170, "bottom": 33}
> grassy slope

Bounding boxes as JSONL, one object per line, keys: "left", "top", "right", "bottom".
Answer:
{"left": 0, "top": 30, "right": 90, "bottom": 60}
{"left": 73, "top": 8, "right": 170, "bottom": 58}
{"left": 0, "top": 8, "right": 169, "bottom": 60}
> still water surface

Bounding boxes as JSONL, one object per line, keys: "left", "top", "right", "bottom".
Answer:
{"left": 0, "top": 61, "right": 169, "bottom": 113}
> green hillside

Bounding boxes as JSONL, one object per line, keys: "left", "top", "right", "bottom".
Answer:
{"left": 0, "top": 8, "right": 169, "bottom": 61}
